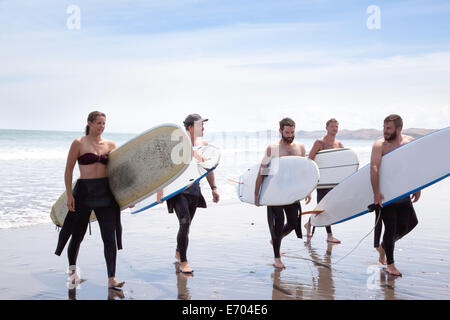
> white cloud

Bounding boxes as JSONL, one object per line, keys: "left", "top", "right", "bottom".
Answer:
{"left": 1, "top": 11, "right": 449, "bottom": 133}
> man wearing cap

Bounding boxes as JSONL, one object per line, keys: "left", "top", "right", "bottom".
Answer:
{"left": 157, "top": 114, "right": 220, "bottom": 273}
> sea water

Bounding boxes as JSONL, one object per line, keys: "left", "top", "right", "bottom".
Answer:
{"left": 0, "top": 128, "right": 373, "bottom": 229}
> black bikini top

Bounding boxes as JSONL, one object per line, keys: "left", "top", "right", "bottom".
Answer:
{"left": 77, "top": 153, "right": 108, "bottom": 165}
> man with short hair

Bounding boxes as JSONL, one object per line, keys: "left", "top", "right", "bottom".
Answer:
{"left": 254, "top": 117, "right": 311, "bottom": 269}
{"left": 157, "top": 114, "right": 220, "bottom": 273}
{"left": 370, "top": 114, "right": 420, "bottom": 277}
{"left": 304, "top": 118, "right": 342, "bottom": 244}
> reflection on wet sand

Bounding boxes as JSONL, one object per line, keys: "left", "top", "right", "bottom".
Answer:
{"left": 379, "top": 268, "right": 399, "bottom": 299}
{"left": 67, "top": 276, "right": 87, "bottom": 300}
{"left": 68, "top": 288, "right": 76, "bottom": 300}
{"left": 67, "top": 283, "right": 125, "bottom": 300}
{"left": 307, "top": 241, "right": 336, "bottom": 299}
{"left": 271, "top": 269, "right": 305, "bottom": 299}
{"left": 108, "top": 288, "right": 125, "bottom": 300}
{"left": 278, "top": 241, "right": 338, "bottom": 299}
{"left": 175, "top": 262, "right": 192, "bottom": 300}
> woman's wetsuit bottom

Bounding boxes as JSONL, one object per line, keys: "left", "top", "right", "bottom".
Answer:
{"left": 67, "top": 205, "right": 119, "bottom": 278}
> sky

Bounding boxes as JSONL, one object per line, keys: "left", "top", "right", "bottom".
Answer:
{"left": 0, "top": 0, "right": 449, "bottom": 133}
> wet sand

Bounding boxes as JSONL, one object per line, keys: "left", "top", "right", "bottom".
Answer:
{"left": 0, "top": 179, "right": 449, "bottom": 300}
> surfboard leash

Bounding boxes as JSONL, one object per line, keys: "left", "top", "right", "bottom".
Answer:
{"left": 285, "top": 205, "right": 382, "bottom": 268}
{"left": 332, "top": 206, "right": 382, "bottom": 265}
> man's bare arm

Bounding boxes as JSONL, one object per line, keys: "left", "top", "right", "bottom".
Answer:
{"left": 300, "top": 143, "right": 306, "bottom": 157}
{"left": 370, "top": 140, "right": 384, "bottom": 206}
{"left": 254, "top": 146, "right": 272, "bottom": 206}
{"left": 308, "top": 140, "right": 321, "bottom": 160}
{"left": 206, "top": 170, "right": 220, "bottom": 203}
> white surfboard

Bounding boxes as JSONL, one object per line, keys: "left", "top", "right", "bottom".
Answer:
{"left": 131, "top": 144, "right": 221, "bottom": 214}
{"left": 238, "top": 156, "right": 320, "bottom": 206}
{"left": 313, "top": 148, "right": 359, "bottom": 189}
{"left": 311, "top": 127, "right": 450, "bottom": 227}
{"left": 50, "top": 124, "right": 192, "bottom": 227}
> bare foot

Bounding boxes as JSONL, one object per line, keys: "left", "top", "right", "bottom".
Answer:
{"left": 376, "top": 246, "right": 387, "bottom": 265}
{"left": 326, "top": 234, "right": 341, "bottom": 244}
{"left": 273, "top": 258, "right": 286, "bottom": 269}
{"left": 108, "top": 277, "right": 125, "bottom": 289}
{"left": 304, "top": 221, "right": 313, "bottom": 237}
{"left": 385, "top": 264, "right": 402, "bottom": 277}
{"left": 179, "top": 261, "right": 193, "bottom": 273}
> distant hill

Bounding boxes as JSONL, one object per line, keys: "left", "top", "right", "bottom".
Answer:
{"left": 208, "top": 128, "right": 436, "bottom": 140}
{"left": 296, "top": 128, "right": 435, "bottom": 140}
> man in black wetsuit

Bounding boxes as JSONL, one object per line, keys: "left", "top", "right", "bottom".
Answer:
{"left": 304, "top": 118, "right": 343, "bottom": 243}
{"left": 157, "top": 114, "right": 220, "bottom": 273}
{"left": 370, "top": 114, "right": 420, "bottom": 277}
{"left": 254, "top": 118, "right": 311, "bottom": 269}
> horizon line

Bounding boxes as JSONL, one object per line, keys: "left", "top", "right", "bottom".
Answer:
{"left": 0, "top": 127, "right": 437, "bottom": 135}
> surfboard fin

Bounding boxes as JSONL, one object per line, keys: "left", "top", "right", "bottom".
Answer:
{"left": 227, "top": 178, "right": 244, "bottom": 184}
{"left": 301, "top": 210, "right": 323, "bottom": 216}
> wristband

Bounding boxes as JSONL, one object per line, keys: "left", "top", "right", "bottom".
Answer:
{"left": 211, "top": 186, "right": 217, "bottom": 190}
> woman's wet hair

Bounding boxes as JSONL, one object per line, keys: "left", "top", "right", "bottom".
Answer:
{"left": 86, "top": 111, "right": 106, "bottom": 135}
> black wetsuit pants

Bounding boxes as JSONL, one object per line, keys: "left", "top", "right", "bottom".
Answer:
{"left": 55, "top": 178, "right": 121, "bottom": 278}
{"left": 267, "top": 202, "right": 302, "bottom": 258}
{"left": 66, "top": 205, "right": 119, "bottom": 278}
{"left": 173, "top": 194, "right": 200, "bottom": 263}
{"left": 312, "top": 188, "right": 332, "bottom": 235}
{"left": 374, "top": 197, "right": 418, "bottom": 265}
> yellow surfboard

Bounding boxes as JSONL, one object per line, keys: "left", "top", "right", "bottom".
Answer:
{"left": 50, "top": 124, "right": 192, "bottom": 227}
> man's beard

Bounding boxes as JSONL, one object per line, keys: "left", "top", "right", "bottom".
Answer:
{"left": 384, "top": 130, "right": 397, "bottom": 142}
{"left": 282, "top": 135, "right": 294, "bottom": 144}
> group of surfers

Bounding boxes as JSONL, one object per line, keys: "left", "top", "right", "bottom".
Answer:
{"left": 54, "top": 111, "right": 419, "bottom": 290}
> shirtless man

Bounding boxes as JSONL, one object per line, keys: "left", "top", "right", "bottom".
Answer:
{"left": 370, "top": 114, "right": 420, "bottom": 276}
{"left": 304, "top": 118, "right": 342, "bottom": 243}
{"left": 254, "top": 118, "right": 311, "bottom": 269}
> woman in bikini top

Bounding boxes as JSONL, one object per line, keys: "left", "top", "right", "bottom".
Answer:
{"left": 58, "top": 111, "right": 125, "bottom": 290}
{"left": 67, "top": 114, "right": 115, "bottom": 182}
{"left": 77, "top": 152, "right": 109, "bottom": 165}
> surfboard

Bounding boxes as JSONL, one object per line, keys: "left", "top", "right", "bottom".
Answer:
{"left": 50, "top": 124, "right": 192, "bottom": 227}
{"left": 131, "top": 144, "right": 221, "bottom": 214}
{"left": 313, "top": 148, "right": 359, "bottom": 189}
{"left": 238, "top": 156, "right": 320, "bottom": 206}
{"left": 310, "top": 127, "right": 450, "bottom": 227}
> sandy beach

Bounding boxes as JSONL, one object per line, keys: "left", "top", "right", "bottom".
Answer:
{"left": 0, "top": 179, "right": 449, "bottom": 300}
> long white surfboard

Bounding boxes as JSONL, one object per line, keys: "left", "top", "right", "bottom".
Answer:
{"left": 50, "top": 124, "right": 192, "bottom": 227}
{"left": 131, "top": 144, "right": 221, "bottom": 214}
{"left": 313, "top": 148, "right": 359, "bottom": 189}
{"left": 238, "top": 156, "right": 320, "bottom": 206}
{"left": 311, "top": 127, "right": 450, "bottom": 227}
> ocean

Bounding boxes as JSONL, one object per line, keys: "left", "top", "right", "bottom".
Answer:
{"left": 0, "top": 128, "right": 373, "bottom": 229}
